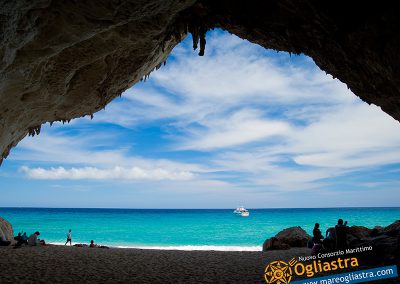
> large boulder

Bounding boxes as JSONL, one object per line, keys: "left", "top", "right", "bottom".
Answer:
{"left": 0, "top": 216, "right": 14, "bottom": 243}
{"left": 348, "top": 221, "right": 400, "bottom": 266}
{"left": 370, "top": 226, "right": 384, "bottom": 237}
{"left": 351, "top": 234, "right": 399, "bottom": 266}
{"left": 262, "top": 237, "right": 290, "bottom": 251}
{"left": 383, "top": 220, "right": 400, "bottom": 234}
{"left": 348, "top": 226, "right": 371, "bottom": 239}
{"left": 263, "top": 226, "right": 311, "bottom": 251}
{"left": 275, "top": 226, "right": 310, "bottom": 247}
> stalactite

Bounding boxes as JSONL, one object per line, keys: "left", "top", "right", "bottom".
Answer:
{"left": 35, "top": 126, "right": 41, "bottom": 135}
{"left": 191, "top": 25, "right": 199, "bottom": 51}
{"left": 198, "top": 26, "right": 206, "bottom": 56}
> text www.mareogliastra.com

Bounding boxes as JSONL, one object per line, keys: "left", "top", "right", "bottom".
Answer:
{"left": 291, "top": 265, "right": 398, "bottom": 284}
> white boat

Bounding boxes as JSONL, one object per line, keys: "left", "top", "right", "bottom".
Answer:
{"left": 233, "top": 206, "right": 250, "bottom": 217}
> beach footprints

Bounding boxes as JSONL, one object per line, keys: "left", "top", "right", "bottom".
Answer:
{"left": 264, "top": 258, "right": 297, "bottom": 284}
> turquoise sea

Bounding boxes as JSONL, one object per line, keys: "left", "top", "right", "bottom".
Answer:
{"left": 0, "top": 207, "right": 399, "bottom": 251}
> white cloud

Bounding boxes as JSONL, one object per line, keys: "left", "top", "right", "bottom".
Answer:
{"left": 13, "top": 129, "right": 205, "bottom": 170}
{"left": 20, "top": 166, "right": 195, "bottom": 181}
{"left": 153, "top": 32, "right": 355, "bottom": 106}
{"left": 94, "top": 32, "right": 356, "bottom": 133}
{"left": 178, "top": 109, "right": 291, "bottom": 150}
{"left": 210, "top": 102, "right": 400, "bottom": 188}
{"left": 11, "top": 128, "right": 213, "bottom": 183}
{"left": 287, "top": 104, "right": 400, "bottom": 169}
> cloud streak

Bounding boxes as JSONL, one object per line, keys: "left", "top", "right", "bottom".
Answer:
{"left": 21, "top": 166, "right": 195, "bottom": 181}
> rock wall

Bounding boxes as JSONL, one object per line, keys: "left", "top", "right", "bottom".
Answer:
{"left": 1, "top": 0, "right": 400, "bottom": 163}
{"left": 0, "top": 216, "right": 14, "bottom": 242}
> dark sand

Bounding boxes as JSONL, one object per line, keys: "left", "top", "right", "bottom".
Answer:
{"left": 0, "top": 245, "right": 310, "bottom": 283}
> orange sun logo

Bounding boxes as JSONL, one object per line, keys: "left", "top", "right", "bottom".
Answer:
{"left": 264, "top": 258, "right": 297, "bottom": 284}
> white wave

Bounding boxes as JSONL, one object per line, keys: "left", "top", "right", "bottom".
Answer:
{"left": 115, "top": 245, "right": 262, "bottom": 251}
{"left": 48, "top": 242, "right": 261, "bottom": 251}
{"left": 50, "top": 242, "right": 71, "bottom": 246}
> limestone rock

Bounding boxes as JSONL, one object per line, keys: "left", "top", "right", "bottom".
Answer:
{"left": 0, "top": 216, "right": 14, "bottom": 243}
{"left": 0, "top": 0, "right": 195, "bottom": 163}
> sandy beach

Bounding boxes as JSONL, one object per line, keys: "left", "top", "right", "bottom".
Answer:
{"left": 0, "top": 245, "right": 310, "bottom": 283}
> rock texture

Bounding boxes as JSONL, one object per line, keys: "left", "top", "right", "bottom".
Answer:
{"left": 0, "top": 0, "right": 195, "bottom": 163}
{"left": 0, "top": 216, "right": 14, "bottom": 242}
{"left": 1, "top": 0, "right": 400, "bottom": 163}
{"left": 262, "top": 237, "right": 291, "bottom": 251}
{"left": 348, "top": 220, "right": 400, "bottom": 266}
{"left": 347, "top": 226, "right": 372, "bottom": 240}
{"left": 263, "top": 226, "right": 310, "bottom": 251}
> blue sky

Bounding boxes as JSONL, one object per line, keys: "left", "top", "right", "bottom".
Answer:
{"left": 1, "top": 30, "right": 400, "bottom": 208}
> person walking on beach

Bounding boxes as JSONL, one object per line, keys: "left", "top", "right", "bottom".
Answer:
{"left": 65, "top": 229, "right": 72, "bottom": 246}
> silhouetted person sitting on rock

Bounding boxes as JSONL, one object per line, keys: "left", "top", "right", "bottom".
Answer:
{"left": 14, "top": 232, "right": 22, "bottom": 242}
{"left": 312, "top": 223, "right": 323, "bottom": 244}
{"left": 335, "top": 219, "right": 348, "bottom": 250}
{"left": 21, "top": 232, "right": 28, "bottom": 244}
{"left": 323, "top": 227, "right": 336, "bottom": 250}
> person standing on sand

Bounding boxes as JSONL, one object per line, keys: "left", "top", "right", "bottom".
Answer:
{"left": 65, "top": 229, "right": 72, "bottom": 246}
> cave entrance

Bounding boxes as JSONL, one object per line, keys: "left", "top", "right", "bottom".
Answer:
{"left": 2, "top": 29, "right": 400, "bottom": 208}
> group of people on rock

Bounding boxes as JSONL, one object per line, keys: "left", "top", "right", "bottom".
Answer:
{"left": 14, "top": 232, "right": 29, "bottom": 245}
{"left": 14, "top": 231, "right": 46, "bottom": 247}
{"left": 310, "top": 218, "right": 348, "bottom": 254}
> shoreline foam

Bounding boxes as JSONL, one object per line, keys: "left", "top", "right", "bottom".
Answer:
{"left": 49, "top": 242, "right": 261, "bottom": 251}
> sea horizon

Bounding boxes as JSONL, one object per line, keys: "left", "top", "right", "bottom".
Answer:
{"left": 1, "top": 207, "right": 399, "bottom": 251}
{"left": 2, "top": 206, "right": 399, "bottom": 209}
